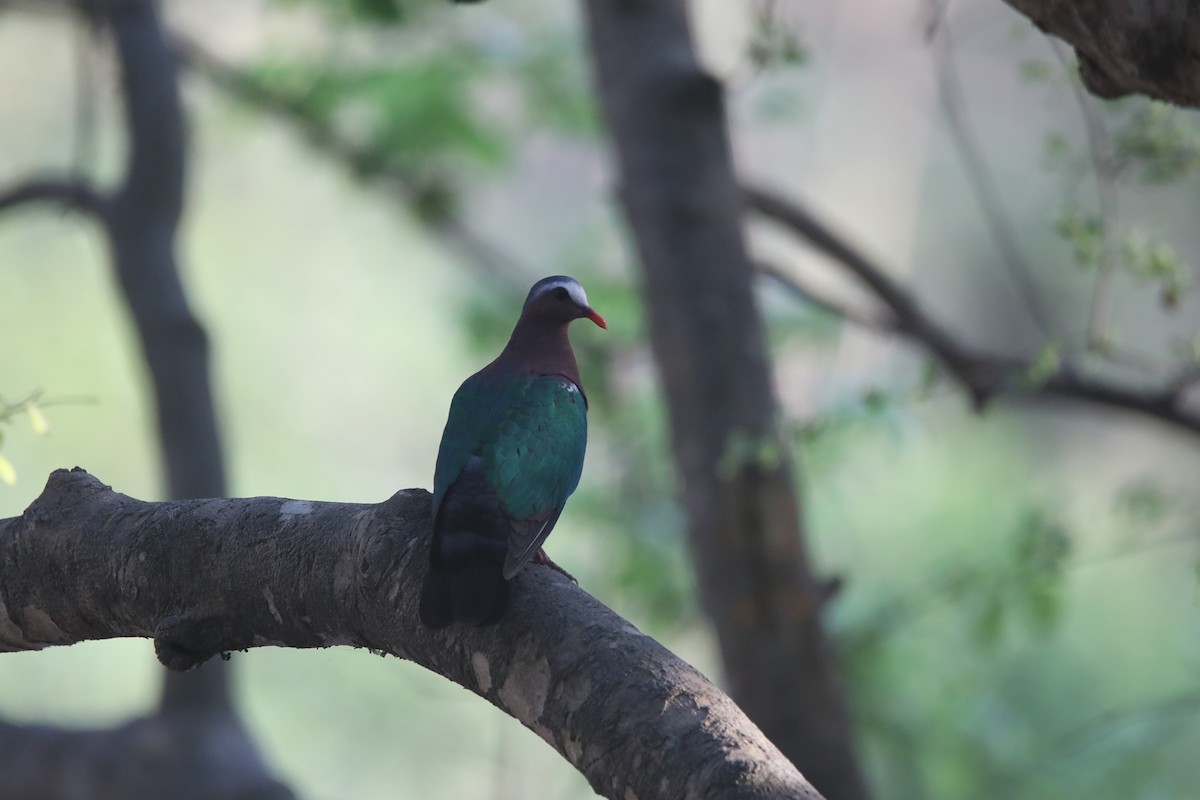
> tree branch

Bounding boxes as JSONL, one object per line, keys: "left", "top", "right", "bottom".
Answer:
{"left": 745, "top": 185, "right": 996, "bottom": 405}
{"left": 0, "top": 178, "right": 107, "bottom": 219}
{"left": 0, "top": 469, "right": 822, "bottom": 800}
{"left": 744, "top": 185, "right": 1200, "bottom": 435}
{"left": 1001, "top": 0, "right": 1200, "bottom": 108}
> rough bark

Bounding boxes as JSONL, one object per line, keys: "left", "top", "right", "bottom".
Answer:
{"left": 1001, "top": 0, "right": 1200, "bottom": 108}
{"left": 0, "top": 469, "right": 822, "bottom": 800}
{"left": 581, "top": 2, "right": 868, "bottom": 798}
{"left": 102, "top": 0, "right": 235, "bottom": 721}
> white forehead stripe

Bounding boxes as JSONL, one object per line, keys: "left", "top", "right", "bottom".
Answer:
{"left": 540, "top": 278, "right": 589, "bottom": 307}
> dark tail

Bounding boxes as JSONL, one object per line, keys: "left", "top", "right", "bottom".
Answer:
{"left": 419, "top": 528, "right": 509, "bottom": 628}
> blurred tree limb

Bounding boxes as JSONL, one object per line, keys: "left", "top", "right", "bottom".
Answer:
{"left": 1000, "top": 0, "right": 1200, "bottom": 108}
{"left": 0, "top": 468, "right": 822, "bottom": 800}
{"left": 0, "top": 179, "right": 106, "bottom": 217}
{"left": 0, "top": 1, "right": 284, "bottom": 796}
{"left": 0, "top": 0, "right": 226, "bottom": 503}
{"left": 745, "top": 185, "right": 1200, "bottom": 435}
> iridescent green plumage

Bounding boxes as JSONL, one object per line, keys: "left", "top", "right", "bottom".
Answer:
{"left": 433, "top": 373, "right": 587, "bottom": 550}
{"left": 419, "top": 275, "right": 604, "bottom": 629}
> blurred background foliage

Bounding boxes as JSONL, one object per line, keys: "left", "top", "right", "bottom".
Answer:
{"left": 1, "top": 1, "right": 1198, "bottom": 798}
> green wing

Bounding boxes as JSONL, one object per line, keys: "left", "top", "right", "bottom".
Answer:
{"left": 433, "top": 374, "right": 588, "bottom": 528}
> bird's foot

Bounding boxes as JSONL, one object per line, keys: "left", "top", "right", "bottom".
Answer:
{"left": 534, "top": 549, "right": 577, "bottom": 584}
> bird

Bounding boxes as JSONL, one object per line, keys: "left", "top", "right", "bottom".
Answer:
{"left": 418, "top": 275, "right": 606, "bottom": 628}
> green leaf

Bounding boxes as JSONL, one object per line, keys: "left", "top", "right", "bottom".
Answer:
{"left": 1023, "top": 579, "right": 1062, "bottom": 631}
{"left": 747, "top": 17, "right": 808, "bottom": 70}
{"left": 1055, "top": 208, "right": 1104, "bottom": 269}
{"left": 1113, "top": 102, "right": 1200, "bottom": 183}
{"left": 1121, "top": 231, "right": 1191, "bottom": 308}
{"left": 1115, "top": 479, "right": 1172, "bottom": 523}
{"left": 1044, "top": 131, "right": 1071, "bottom": 161}
{"left": 717, "top": 429, "right": 787, "bottom": 478}
{"left": 913, "top": 361, "right": 940, "bottom": 401}
{"left": 972, "top": 594, "right": 1006, "bottom": 646}
{"left": 1014, "top": 508, "right": 1071, "bottom": 575}
{"left": 26, "top": 404, "right": 48, "bottom": 435}
{"left": 1022, "top": 340, "right": 1062, "bottom": 388}
{"left": 0, "top": 454, "right": 15, "bottom": 486}
{"left": 348, "top": 0, "right": 402, "bottom": 23}
{"left": 1010, "top": 509, "right": 1070, "bottom": 633}
{"left": 1019, "top": 60, "right": 1056, "bottom": 83}
{"left": 862, "top": 389, "right": 889, "bottom": 415}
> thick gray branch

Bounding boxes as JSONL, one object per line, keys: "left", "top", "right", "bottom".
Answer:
{"left": 1001, "top": 0, "right": 1200, "bottom": 107}
{"left": 0, "top": 469, "right": 822, "bottom": 800}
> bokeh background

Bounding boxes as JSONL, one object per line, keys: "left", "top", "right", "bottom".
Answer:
{"left": 1, "top": 1, "right": 1198, "bottom": 798}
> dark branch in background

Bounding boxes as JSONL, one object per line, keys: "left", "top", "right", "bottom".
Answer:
{"left": 0, "top": 469, "right": 823, "bottom": 800}
{"left": 1000, "top": 0, "right": 1200, "bottom": 109}
{"left": 745, "top": 186, "right": 994, "bottom": 404}
{"left": 0, "top": 177, "right": 107, "bottom": 217}
{"left": 582, "top": 2, "right": 871, "bottom": 798}
{"left": 104, "top": 0, "right": 223, "bottom": 503}
{"left": 929, "top": 10, "right": 1180, "bottom": 379}
{"left": 101, "top": 0, "right": 240, "bottom": 724}
{"left": 0, "top": 2, "right": 284, "bottom": 796}
{"left": 744, "top": 186, "right": 1200, "bottom": 436}
{"left": 173, "top": 32, "right": 527, "bottom": 293}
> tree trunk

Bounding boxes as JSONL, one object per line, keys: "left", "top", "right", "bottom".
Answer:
{"left": 581, "top": 2, "right": 869, "bottom": 798}
{"left": 102, "top": 0, "right": 236, "bottom": 721}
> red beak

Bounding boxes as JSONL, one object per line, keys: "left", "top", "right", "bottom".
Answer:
{"left": 585, "top": 308, "right": 607, "bottom": 329}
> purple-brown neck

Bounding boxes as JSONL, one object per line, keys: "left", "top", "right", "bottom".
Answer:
{"left": 485, "top": 312, "right": 582, "bottom": 386}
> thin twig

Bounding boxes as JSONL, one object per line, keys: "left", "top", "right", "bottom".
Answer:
{"left": 756, "top": 260, "right": 896, "bottom": 331}
{"left": 1052, "top": 41, "right": 1121, "bottom": 349}
{"left": 744, "top": 184, "right": 1200, "bottom": 436}
{"left": 927, "top": 5, "right": 1054, "bottom": 335}
{"left": 744, "top": 185, "right": 999, "bottom": 406}
{"left": 0, "top": 178, "right": 108, "bottom": 219}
